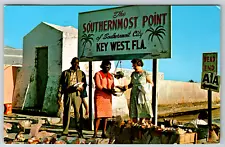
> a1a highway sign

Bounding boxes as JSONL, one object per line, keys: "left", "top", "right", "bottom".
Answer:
{"left": 201, "top": 72, "right": 220, "bottom": 92}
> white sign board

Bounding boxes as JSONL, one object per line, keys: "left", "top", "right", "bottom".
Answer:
{"left": 78, "top": 5, "right": 171, "bottom": 61}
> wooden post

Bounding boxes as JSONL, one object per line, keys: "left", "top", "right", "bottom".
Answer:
{"left": 208, "top": 90, "right": 212, "bottom": 130}
{"left": 152, "top": 59, "right": 158, "bottom": 126}
{"left": 88, "top": 61, "right": 93, "bottom": 130}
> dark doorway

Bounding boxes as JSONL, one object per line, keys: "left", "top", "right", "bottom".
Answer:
{"left": 36, "top": 47, "right": 48, "bottom": 109}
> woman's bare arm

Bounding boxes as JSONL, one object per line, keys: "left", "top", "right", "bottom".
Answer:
{"left": 146, "top": 75, "right": 154, "bottom": 86}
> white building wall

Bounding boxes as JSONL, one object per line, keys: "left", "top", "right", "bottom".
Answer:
{"left": 13, "top": 23, "right": 63, "bottom": 115}
{"left": 62, "top": 32, "right": 78, "bottom": 71}
{"left": 41, "top": 33, "right": 63, "bottom": 114}
{"left": 157, "top": 80, "right": 220, "bottom": 105}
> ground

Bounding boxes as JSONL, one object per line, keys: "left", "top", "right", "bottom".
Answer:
{"left": 4, "top": 101, "right": 220, "bottom": 144}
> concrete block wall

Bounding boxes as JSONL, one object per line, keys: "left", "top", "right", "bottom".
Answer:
{"left": 13, "top": 23, "right": 62, "bottom": 115}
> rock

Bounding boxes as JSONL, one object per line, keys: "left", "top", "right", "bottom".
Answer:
{"left": 79, "top": 138, "right": 86, "bottom": 144}
{"left": 208, "top": 129, "right": 219, "bottom": 142}
{"left": 58, "top": 136, "right": 68, "bottom": 142}
{"left": 18, "top": 120, "right": 32, "bottom": 128}
{"left": 48, "top": 117, "right": 61, "bottom": 125}
{"left": 49, "top": 135, "right": 57, "bottom": 144}
{"left": 4, "top": 123, "right": 12, "bottom": 130}
{"left": 29, "top": 123, "right": 42, "bottom": 137}
{"left": 68, "top": 138, "right": 86, "bottom": 144}
{"left": 96, "top": 138, "right": 110, "bottom": 144}
{"left": 8, "top": 123, "right": 25, "bottom": 133}
{"left": 86, "top": 138, "right": 97, "bottom": 144}
{"left": 109, "top": 138, "right": 116, "bottom": 144}
{"left": 67, "top": 137, "right": 79, "bottom": 144}
{"left": 41, "top": 136, "right": 53, "bottom": 144}
{"left": 28, "top": 137, "right": 40, "bottom": 144}
{"left": 12, "top": 141, "right": 25, "bottom": 144}
{"left": 15, "top": 132, "right": 26, "bottom": 142}
{"left": 4, "top": 137, "right": 14, "bottom": 144}
{"left": 36, "top": 131, "right": 56, "bottom": 139}
{"left": 212, "top": 124, "right": 220, "bottom": 136}
{"left": 4, "top": 130, "right": 8, "bottom": 138}
{"left": 55, "top": 140, "right": 66, "bottom": 144}
{"left": 39, "top": 119, "right": 47, "bottom": 125}
{"left": 3, "top": 123, "right": 12, "bottom": 138}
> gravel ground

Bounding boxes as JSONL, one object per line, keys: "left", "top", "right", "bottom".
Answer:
{"left": 4, "top": 101, "right": 220, "bottom": 144}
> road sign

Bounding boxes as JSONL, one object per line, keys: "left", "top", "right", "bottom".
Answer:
{"left": 202, "top": 52, "right": 218, "bottom": 74}
{"left": 201, "top": 52, "right": 219, "bottom": 132}
{"left": 201, "top": 72, "right": 220, "bottom": 92}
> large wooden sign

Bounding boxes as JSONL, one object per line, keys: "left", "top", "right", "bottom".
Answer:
{"left": 78, "top": 5, "right": 171, "bottom": 61}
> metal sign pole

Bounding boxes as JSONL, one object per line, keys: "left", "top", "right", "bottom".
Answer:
{"left": 201, "top": 53, "right": 218, "bottom": 131}
{"left": 88, "top": 61, "right": 93, "bottom": 130}
{"left": 152, "top": 59, "right": 158, "bottom": 126}
{"left": 208, "top": 90, "right": 212, "bottom": 130}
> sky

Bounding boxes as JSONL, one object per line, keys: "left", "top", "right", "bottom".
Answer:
{"left": 4, "top": 5, "right": 221, "bottom": 82}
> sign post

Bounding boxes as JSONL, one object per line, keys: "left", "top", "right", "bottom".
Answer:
{"left": 78, "top": 5, "right": 172, "bottom": 129}
{"left": 88, "top": 61, "right": 93, "bottom": 130}
{"left": 201, "top": 52, "right": 219, "bottom": 130}
{"left": 152, "top": 59, "right": 158, "bottom": 125}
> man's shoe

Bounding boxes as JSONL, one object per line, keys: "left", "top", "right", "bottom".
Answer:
{"left": 78, "top": 132, "right": 84, "bottom": 138}
{"left": 101, "top": 133, "right": 109, "bottom": 138}
{"left": 92, "top": 133, "right": 97, "bottom": 138}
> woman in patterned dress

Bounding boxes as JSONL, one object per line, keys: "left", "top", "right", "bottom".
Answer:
{"left": 117, "top": 58, "right": 154, "bottom": 123}
{"left": 93, "top": 60, "right": 115, "bottom": 138}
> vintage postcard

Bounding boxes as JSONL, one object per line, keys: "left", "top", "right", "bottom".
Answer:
{"left": 3, "top": 5, "right": 220, "bottom": 144}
